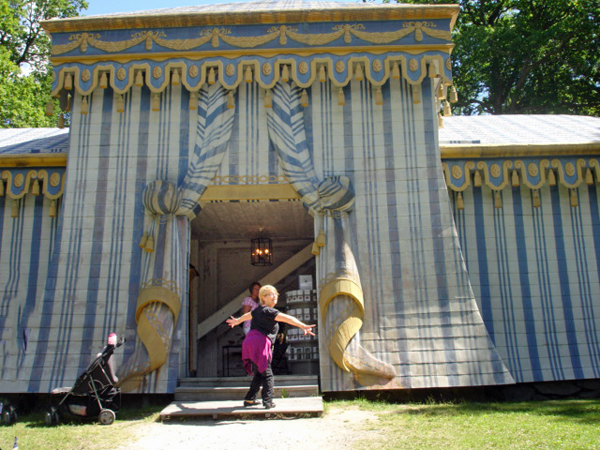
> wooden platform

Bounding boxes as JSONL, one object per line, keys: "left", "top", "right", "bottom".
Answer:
{"left": 160, "top": 396, "right": 323, "bottom": 420}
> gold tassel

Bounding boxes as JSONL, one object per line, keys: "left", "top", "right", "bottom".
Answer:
{"left": 456, "top": 191, "right": 464, "bottom": 210}
{"left": 301, "top": 89, "right": 309, "bottom": 107}
{"left": 152, "top": 93, "right": 160, "bottom": 112}
{"left": 316, "top": 229, "right": 326, "bottom": 247}
{"left": 45, "top": 99, "right": 54, "bottom": 116}
{"left": 64, "top": 73, "right": 72, "bottom": 90}
{"left": 189, "top": 91, "right": 198, "bottom": 110}
{"left": 81, "top": 96, "right": 89, "bottom": 115}
{"left": 135, "top": 71, "right": 144, "bottom": 87}
{"left": 0, "top": 181, "right": 4, "bottom": 196}
{"left": 64, "top": 94, "right": 71, "bottom": 113}
{"left": 428, "top": 62, "right": 438, "bottom": 78}
{"left": 311, "top": 241, "right": 320, "bottom": 256}
{"left": 494, "top": 190, "right": 502, "bottom": 209}
{"left": 570, "top": 189, "right": 578, "bottom": 207}
{"left": 319, "top": 66, "right": 326, "bottom": 82}
{"left": 171, "top": 69, "right": 180, "bottom": 85}
{"left": 449, "top": 85, "right": 458, "bottom": 103}
{"left": 438, "top": 83, "right": 446, "bottom": 100}
{"left": 533, "top": 189, "right": 541, "bottom": 208}
{"left": 586, "top": 168, "right": 594, "bottom": 185}
{"left": 391, "top": 62, "right": 400, "bottom": 79}
{"left": 208, "top": 67, "right": 216, "bottom": 85}
{"left": 11, "top": 199, "right": 19, "bottom": 218}
{"left": 375, "top": 88, "right": 383, "bottom": 106}
{"left": 512, "top": 170, "right": 520, "bottom": 187}
{"left": 264, "top": 90, "right": 272, "bottom": 108}
{"left": 245, "top": 67, "right": 253, "bottom": 83}
{"left": 337, "top": 87, "right": 345, "bottom": 106}
{"left": 145, "top": 235, "right": 155, "bottom": 252}
{"left": 99, "top": 72, "right": 108, "bottom": 89}
{"left": 548, "top": 169, "right": 557, "bottom": 186}
{"left": 411, "top": 84, "right": 421, "bottom": 104}
{"left": 139, "top": 231, "right": 148, "bottom": 249}
{"left": 443, "top": 101, "right": 452, "bottom": 117}
{"left": 281, "top": 65, "right": 289, "bottom": 82}
{"left": 438, "top": 113, "right": 444, "bottom": 128}
{"left": 355, "top": 64, "right": 364, "bottom": 81}
{"left": 227, "top": 91, "right": 235, "bottom": 109}
{"left": 117, "top": 95, "right": 125, "bottom": 113}
{"left": 474, "top": 170, "right": 482, "bottom": 187}
{"left": 58, "top": 114, "right": 65, "bottom": 129}
{"left": 32, "top": 179, "right": 40, "bottom": 195}
{"left": 49, "top": 199, "right": 57, "bottom": 217}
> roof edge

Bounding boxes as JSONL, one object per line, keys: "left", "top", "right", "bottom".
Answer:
{"left": 441, "top": 142, "right": 600, "bottom": 159}
{"left": 42, "top": 4, "right": 460, "bottom": 33}
{"left": 0, "top": 153, "right": 68, "bottom": 168}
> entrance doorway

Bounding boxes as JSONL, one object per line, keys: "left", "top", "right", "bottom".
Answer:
{"left": 189, "top": 197, "right": 316, "bottom": 377}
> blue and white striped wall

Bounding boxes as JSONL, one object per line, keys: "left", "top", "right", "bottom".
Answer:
{"left": 451, "top": 182, "right": 600, "bottom": 384}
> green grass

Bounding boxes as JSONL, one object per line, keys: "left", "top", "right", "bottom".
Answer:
{"left": 341, "top": 398, "right": 600, "bottom": 450}
{"left": 2, "top": 399, "right": 600, "bottom": 449}
{"left": 0, "top": 406, "right": 162, "bottom": 450}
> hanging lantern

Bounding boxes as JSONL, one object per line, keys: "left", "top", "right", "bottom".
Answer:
{"left": 251, "top": 237, "right": 273, "bottom": 266}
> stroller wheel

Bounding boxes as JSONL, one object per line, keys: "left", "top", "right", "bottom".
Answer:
{"left": 45, "top": 407, "right": 59, "bottom": 426}
{"left": 99, "top": 408, "right": 116, "bottom": 425}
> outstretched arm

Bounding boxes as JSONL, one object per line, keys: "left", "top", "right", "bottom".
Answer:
{"left": 226, "top": 312, "right": 252, "bottom": 328}
{"left": 275, "top": 313, "right": 316, "bottom": 336}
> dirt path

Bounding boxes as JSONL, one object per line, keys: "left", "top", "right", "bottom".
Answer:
{"left": 112, "top": 406, "right": 381, "bottom": 450}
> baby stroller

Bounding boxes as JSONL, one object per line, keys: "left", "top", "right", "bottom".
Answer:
{"left": 46, "top": 333, "right": 124, "bottom": 426}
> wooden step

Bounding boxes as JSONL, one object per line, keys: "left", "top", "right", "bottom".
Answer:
{"left": 160, "top": 397, "right": 323, "bottom": 420}
{"left": 175, "top": 375, "right": 318, "bottom": 401}
{"left": 178, "top": 375, "right": 317, "bottom": 387}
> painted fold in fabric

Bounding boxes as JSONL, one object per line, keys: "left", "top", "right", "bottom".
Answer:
{"left": 117, "top": 84, "right": 235, "bottom": 391}
{"left": 266, "top": 81, "right": 396, "bottom": 385}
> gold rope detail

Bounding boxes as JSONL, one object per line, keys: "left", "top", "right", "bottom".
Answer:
{"left": 286, "top": 29, "right": 344, "bottom": 46}
{"left": 319, "top": 277, "right": 365, "bottom": 372}
{"left": 50, "top": 22, "right": 452, "bottom": 56}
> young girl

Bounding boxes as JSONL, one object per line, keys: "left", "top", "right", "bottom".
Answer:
{"left": 226, "top": 285, "right": 315, "bottom": 409}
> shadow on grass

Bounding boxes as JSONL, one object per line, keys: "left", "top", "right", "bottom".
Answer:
{"left": 19, "top": 405, "right": 164, "bottom": 429}
{"left": 397, "top": 399, "right": 600, "bottom": 425}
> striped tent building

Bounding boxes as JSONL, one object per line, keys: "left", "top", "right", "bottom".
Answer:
{"left": 1, "top": 1, "right": 600, "bottom": 395}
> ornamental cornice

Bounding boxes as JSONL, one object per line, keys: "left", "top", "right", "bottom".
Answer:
{"left": 0, "top": 168, "right": 65, "bottom": 218}
{"left": 49, "top": 22, "right": 451, "bottom": 57}
{"left": 49, "top": 52, "right": 452, "bottom": 97}
{"left": 442, "top": 158, "right": 600, "bottom": 209}
{"left": 442, "top": 158, "right": 598, "bottom": 192}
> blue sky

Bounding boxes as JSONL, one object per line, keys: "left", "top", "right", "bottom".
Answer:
{"left": 83, "top": 0, "right": 362, "bottom": 17}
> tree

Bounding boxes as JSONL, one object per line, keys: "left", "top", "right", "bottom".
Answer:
{"left": 0, "top": 0, "right": 87, "bottom": 128}
{"left": 394, "top": 0, "right": 600, "bottom": 116}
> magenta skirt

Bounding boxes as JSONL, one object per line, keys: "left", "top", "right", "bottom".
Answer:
{"left": 242, "top": 330, "right": 273, "bottom": 375}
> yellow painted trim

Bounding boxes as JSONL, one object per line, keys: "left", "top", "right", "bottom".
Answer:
{"left": 318, "top": 276, "right": 365, "bottom": 373}
{"left": 136, "top": 285, "right": 181, "bottom": 324}
{"left": 49, "top": 44, "right": 454, "bottom": 65}
{"left": 0, "top": 153, "right": 67, "bottom": 168}
{"left": 42, "top": 5, "right": 460, "bottom": 33}
{"left": 441, "top": 143, "right": 600, "bottom": 159}
{"left": 200, "top": 184, "right": 300, "bottom": 202}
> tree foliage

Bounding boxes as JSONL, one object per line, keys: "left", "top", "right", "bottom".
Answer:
{"left": 394, "top": 0, "right": 600, "bottom": 116}
{"left": 0, "top": 0, "right": 87, "bottom": 128}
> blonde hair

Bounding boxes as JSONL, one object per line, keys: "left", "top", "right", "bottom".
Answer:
{"left": 258, "top": 285, "right": 278, "bottom": 305}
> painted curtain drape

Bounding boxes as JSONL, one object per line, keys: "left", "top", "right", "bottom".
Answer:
{"left": 118, "top": 84, "right": 235, "bottom": 391}
{"left": 266, "top": 82, "right": 397, "bottom": 386}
